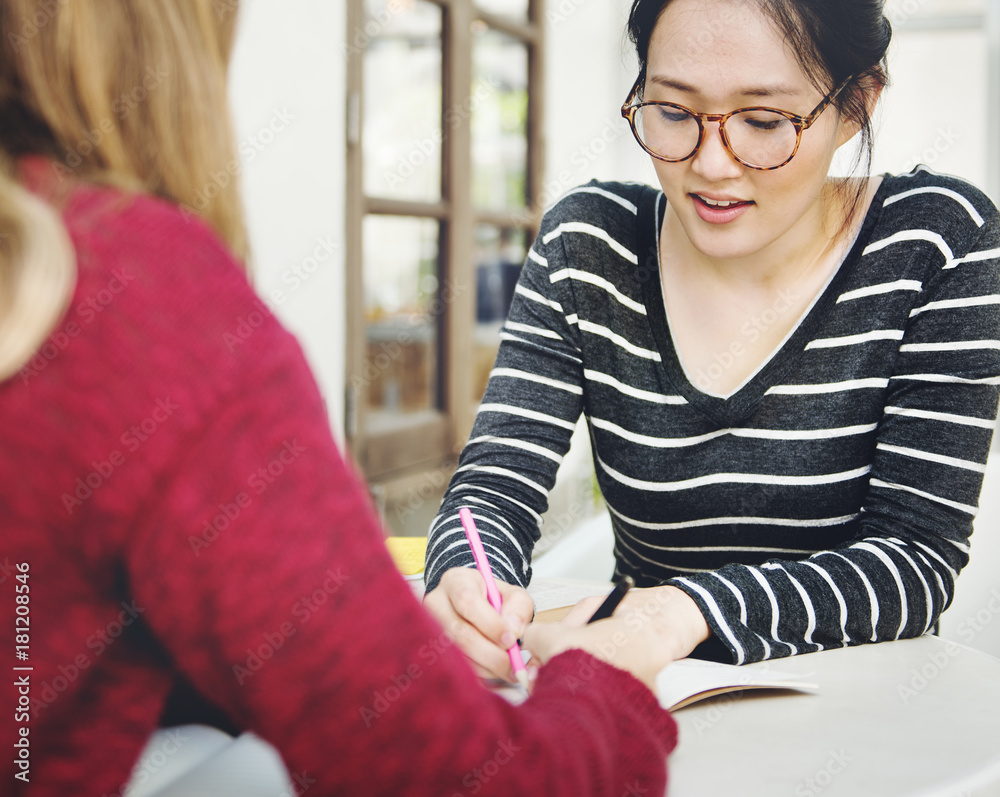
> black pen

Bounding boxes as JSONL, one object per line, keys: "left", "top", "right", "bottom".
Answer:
{"left": 586, "top": 576, "right": 634, "bottom": 624}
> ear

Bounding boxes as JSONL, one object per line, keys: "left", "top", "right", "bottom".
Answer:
{"left": 835, "top": 75, "right": 884, "bottom": 148}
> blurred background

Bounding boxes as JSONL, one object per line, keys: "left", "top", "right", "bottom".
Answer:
{"left": 224, "top": 0, "right": 1000, "bottom": 658}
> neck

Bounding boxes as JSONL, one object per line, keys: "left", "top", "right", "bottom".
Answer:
{"left": 663, "top": 180, "right": 865, "bottom": 293}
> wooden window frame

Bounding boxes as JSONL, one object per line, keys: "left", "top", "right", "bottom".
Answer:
{"left": 345, "top": 0, "right": 546, "bottom": 489}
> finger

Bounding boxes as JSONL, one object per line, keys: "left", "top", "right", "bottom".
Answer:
{"left": 561, "top": 595, "right": 605, "bottom": 627}
{"left": 441, "top": 568, "right": 512, "bottom": 647}
{"left": 460, "top": 628, "right": 518, "bottom": 682}
{"left": 523, "top": 621, "right": 580, "bottom": 666}
{"left": 521, "top": 622, "right": 573, "bottom": 666}
{"left": 426, "top": 572, "right": 517, "bottom": 681}
{"left": 495, "top": 583, "right": 534, "bottom": 636}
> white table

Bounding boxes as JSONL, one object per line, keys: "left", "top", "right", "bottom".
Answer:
{"left": 666, "top": 635, "right": 1000, "bottom": 797}
{"left": 518, "top": 578, "right": 1000, "bottom": 797}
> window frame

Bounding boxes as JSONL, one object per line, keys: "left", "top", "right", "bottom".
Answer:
{"left": 345, "top": 0, "right": 546, "bottom": 492}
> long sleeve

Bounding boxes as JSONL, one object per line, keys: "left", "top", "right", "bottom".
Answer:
{"left": 423, "top": 173, "right": 1000, "bottom": 666}
{"left": 0, "top": 179, "right": 678, "bottom": 795}
{"left": 125, "top": 320, "right": 677, "bottom": 797}
{"left": 424, "top": 193, "right": 594, "bottom": 591}
{"left": 672, "top": 184, "right": 1000, "bottom": 663}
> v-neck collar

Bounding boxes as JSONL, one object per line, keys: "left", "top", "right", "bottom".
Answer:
{"left": 636, "top": 177, "right": 892, "bottom": 427}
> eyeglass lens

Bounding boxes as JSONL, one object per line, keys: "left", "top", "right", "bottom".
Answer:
{"left": 634, "top": 105, "right": 799, "bottom": 168}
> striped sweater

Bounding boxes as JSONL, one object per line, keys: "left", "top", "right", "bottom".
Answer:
{"left": 425, "top": 168, "right": 1000, "bottom": 665}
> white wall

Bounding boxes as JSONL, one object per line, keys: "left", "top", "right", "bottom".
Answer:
{"left": 543, "top": 0, "right": 653, "bottom": 199}
{"left": 228, "top": 0, "right": 347, "bottom": 438}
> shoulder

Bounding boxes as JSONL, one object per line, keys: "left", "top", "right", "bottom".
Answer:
{"left": 57, "top": 183, "right": 308, "bottom": 413}
{"left": 876, "top": 167, "right": 1000, "bottom": 249}
{"left": 541, "top": 180, "right": 657, "bottom": 225}
{"left": 535, "top": 180, "right": 659, "bottom": 257}
{"left": 63, "top": 184, "right": 246, "bottom": 296}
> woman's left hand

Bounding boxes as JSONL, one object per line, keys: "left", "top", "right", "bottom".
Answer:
{"left": 568, "top": 584, "right": 713, "bottom": 662}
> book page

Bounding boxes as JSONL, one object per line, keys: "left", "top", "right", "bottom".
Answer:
{"left": 657, "top": 659, "right": 819, "bottom": 710}
{"left": 529, "top": 578, "right": 613, "bottom": 613}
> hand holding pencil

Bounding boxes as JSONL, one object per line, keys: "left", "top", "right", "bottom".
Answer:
{"left": 458, "top": 507, "right": 531, "bottom": 690}
{"left": 424, "top": 509, "right": 696, "bottom": 693}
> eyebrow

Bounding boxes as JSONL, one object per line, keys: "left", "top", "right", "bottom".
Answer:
{"left": 647, "top": 75, "right": 804, "bottom": 99}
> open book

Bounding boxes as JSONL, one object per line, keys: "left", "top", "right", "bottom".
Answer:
{"left": 529, "top": 579, "right": 819, "bottom": 711}
{"left": 655, "top": 658, "right": 818, "bottom": 710}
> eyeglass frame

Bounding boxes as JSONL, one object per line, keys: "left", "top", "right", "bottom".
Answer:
{"left": 620, "top": 75, "right": 855, "bottom": 171}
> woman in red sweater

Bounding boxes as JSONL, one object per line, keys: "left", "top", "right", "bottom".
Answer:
{"left": 0, "top": 1, "right": 677, "bottom": 795}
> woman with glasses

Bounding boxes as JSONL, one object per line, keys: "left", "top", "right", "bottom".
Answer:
{"left": 425, "top": 0, "right": 1000, "bottom": 681}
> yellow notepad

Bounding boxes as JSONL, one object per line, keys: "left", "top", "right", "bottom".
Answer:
{"left": 385, "top": 536, "right": 427, "bottom": 578}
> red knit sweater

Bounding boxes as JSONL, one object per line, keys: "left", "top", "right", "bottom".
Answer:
{"left": 0, "top": 160, "right": 677, "bottom": 796}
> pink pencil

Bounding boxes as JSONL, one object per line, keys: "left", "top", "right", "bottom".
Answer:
{"left": 459, "top": 507, "right": 530, "bottom": 690}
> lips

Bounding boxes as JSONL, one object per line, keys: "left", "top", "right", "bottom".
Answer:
{"left": 693, "top": 194, "right": 752, "bottom": 209}
{"left": 691, "top": 193, "right": 754, "bottom": 225}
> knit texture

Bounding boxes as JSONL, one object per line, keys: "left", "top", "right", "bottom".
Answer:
{"left": 0, "top": 159, "right": 677, "bottom": 796}
{"left": 425, "top": 170, "right": 1000, "bottom": 665}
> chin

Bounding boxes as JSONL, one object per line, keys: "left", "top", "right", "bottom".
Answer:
{"left": 680, "top": 220, "right": 765, "bottom": 261}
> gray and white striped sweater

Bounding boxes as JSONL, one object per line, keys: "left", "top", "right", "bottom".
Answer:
{"left": 425, "top": 168, "right": 1000, "bottom": 665}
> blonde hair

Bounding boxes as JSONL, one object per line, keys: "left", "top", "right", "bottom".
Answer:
{"left": 0, "top": 0, "right": 247, "bottom": 379}
{"left": 0, "top": 166, "right": 76, "bottom": 382}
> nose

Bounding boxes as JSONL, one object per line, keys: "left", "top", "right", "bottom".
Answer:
{"left": 690, "top": 120, "right": 744, "bottom": 181}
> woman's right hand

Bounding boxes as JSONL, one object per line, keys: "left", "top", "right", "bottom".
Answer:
{"left": 423, "top": 567, "right": 535, "bottom": 683}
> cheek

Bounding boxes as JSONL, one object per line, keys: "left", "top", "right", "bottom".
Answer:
{"left": 651, "top": 160, "right": 687, "bottom": 198}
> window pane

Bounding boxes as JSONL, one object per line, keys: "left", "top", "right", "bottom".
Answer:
{"left": 885, "top": 0, "right": 985, "bottom": 20}
{"left": 473, "top": 226, "right": 526, "bottom": 401}
{"left": 363, "top": 216, "right": 441, "bottom": 425}
{"left": 472, "top": 28, "right": 529, "bottom": 211}
{"left": 363, "top": 0, "right": 442, "bottom": 201}
{"left": 475, "top": 0, "right": 530, "bottom": 21}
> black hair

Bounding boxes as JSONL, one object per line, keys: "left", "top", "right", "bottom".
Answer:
{"left": 626, "top": 0, "right": 892, "bottom": 235}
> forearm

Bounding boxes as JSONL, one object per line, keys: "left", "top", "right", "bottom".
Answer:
{"left": 425, "top": 242, "right": 586, "bottom": 592}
